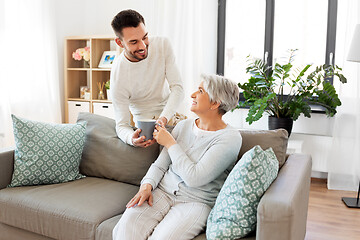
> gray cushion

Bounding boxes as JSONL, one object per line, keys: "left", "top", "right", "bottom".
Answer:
{"left": 0, "top": 223, "right": 54, "bottom": 240}
{"left": 77, "top": 113, "right": 160, "bottom": 186}
{"left": 239, "top": 129, "right": 288, "bottom": 167}
{"left": 0, "top": 177, "right": 138, "bottom": 240}
{"left": 96, "top": 215, "right": 121, "bottom": 240}
{"left": 95, "top": 214, "right": 256, "bottom": 240}
{"left": 192, "top": 233, "right": 255, "bottom": 240}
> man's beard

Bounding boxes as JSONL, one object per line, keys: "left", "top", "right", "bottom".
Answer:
{"left": 126, "top": 45, "right": 149, "bottom": 61}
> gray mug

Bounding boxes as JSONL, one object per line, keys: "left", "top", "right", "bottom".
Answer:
{"left": 137, "top": 119, "right": 156, "bottom": 140}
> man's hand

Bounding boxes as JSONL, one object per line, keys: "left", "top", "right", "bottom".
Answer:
{"left": 132, "top": 128, "right": 156, "bottom": 148}
{"left": 153, "top": 125, "right": 176, "bottom": 149}
{"left": 156, "top": 117, "right": 168, "bottom": 127}
{"left": 126, "top": 183, "right": 153, "bottom": 208}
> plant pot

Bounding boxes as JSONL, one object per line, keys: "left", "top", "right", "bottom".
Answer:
{"left": 106, "top": 89, "right": 112, "bottom": 101}
{"left": 268, "top": 116, "right": 293, "bottom": 137}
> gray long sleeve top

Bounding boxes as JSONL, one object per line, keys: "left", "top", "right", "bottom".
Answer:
{"left": 141, "top": 119, "right": 242, "bottom": 207}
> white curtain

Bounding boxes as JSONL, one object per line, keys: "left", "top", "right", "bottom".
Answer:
{"left": 0, "top": 0, "right": 61, "bottom": 149}
{"left": 328, "top": 0, "right": 360, "bottom": 191}
{"left": 150, "top": 0, "right": 218, "bottom": 118}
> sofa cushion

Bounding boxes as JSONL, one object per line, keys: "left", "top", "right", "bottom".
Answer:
{"left": 8, "top": 115, "right": 86, "bottom": 187}
{"left": 0, "top": 177, "right": 138, "bottom": 240}
{"left": 77, "top": 113, "right": 160, "bottom": 186}
{"left": 239, "top": 129, "right": 288, "bottom": 167}
{"left": 0, "top": 223, "right": 54, "bottom": 240}
{"left": 206, "top": 145, "right": 279, "bottom": 240}
{"left": 95, "top": 215, "right": 257, "bottom": 240}
{"left": 192, "top": 232, "right": 255, "bottom": 240}
{"left": 96, "top": 215, "right": 121, "bottom": 240}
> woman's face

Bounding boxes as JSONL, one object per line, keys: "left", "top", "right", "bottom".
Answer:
{"left": 190, "top": 82, "right": 212, "bottom": 114}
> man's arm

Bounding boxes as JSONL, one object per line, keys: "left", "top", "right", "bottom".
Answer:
{"left": 111, "top": 74, "right": 153, "bottom": 147}
{"left": 159, "top": 38, "right": 184, "bottom": 122}
{"left": 110, "top": 65, "right": 135, "bottom": 145}
{"left": 111, "top": 90, "right": 135, "bottom": 145}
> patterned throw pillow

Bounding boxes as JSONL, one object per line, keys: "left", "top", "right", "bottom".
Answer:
{"left": 8, "top": 115, "right": 86, "bottom": 187}
{"left": 206, "top": 145, "right": 279, "bottom": 240}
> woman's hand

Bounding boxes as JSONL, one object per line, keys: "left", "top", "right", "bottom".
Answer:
{"left": 153, "top": 125, "right": 176, "bottom": 149}
{"left": 156, "top": 116, "right": 167, "bottom": 127}
{"left": 126, "top": 183, "right": 153, "bottom": 208}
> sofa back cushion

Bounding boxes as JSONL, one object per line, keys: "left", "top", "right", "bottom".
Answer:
{"left": 239, "top": 129, "right": 288, "bottom": 167}
{"left": 77, "top": 113, "right": 159, "bottom": 186}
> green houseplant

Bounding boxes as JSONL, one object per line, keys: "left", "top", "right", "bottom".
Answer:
{"left": 237, "top": 49, "right": 347, "bottom": 135}
{"left": 105, "top": 80, "right": 111, "bottom": 101}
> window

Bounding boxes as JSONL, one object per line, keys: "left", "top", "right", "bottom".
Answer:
{"left": 218, "top": 0, "right": 338, "bottom": 86}
{"left": 272, "top": 0, "right": 329, "bottom": 93}
{"left": 223, "top": 0, "right": 265, "bottom": 84}
{"left": 218, "top": 0, "right": 338, "bottom": 112}
{"left": 273, "top": 0, "right": 328, "bottom": 67}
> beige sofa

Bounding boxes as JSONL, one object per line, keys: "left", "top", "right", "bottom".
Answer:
{"left": 0, "top": 113, "right": 312, "bottom": 240}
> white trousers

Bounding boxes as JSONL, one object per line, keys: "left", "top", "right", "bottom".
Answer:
{"left": 112, "top": 188, "right": 211, "bottom": 240}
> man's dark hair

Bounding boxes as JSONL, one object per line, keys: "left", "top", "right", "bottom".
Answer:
{"left": 111, "top": 9, "right": 145, "bottom": 39}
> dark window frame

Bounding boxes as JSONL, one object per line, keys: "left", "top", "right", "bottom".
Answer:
{"left": 217, "top": 0, "right": 338, "bottom": 113}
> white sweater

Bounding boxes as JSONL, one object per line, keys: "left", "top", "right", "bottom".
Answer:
{"left": 141, "top": 119, "right": 242, "bottom": 207}
{"left": 110, "top": 37, "right": 184, "bottom": 145}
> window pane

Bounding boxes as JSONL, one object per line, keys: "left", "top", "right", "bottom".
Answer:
{"left": 273, "top": 0, "right": 328, "bottom": 66}
{"left": 224, "top": 0, "right": 266, "bottom": 84}
{"left": 334, "top": 0, "right": 359, "bottom": 97}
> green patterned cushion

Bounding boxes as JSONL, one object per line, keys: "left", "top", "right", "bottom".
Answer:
{"left": 8, "top": 115, "right": 86, "bottom": 187}
{"left": 206, "top": 145, "right": 279, "bottom": 240}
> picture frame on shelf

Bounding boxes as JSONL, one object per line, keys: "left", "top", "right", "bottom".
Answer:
{"left": 98, "top": 51, "right": 117, "bottom": 68}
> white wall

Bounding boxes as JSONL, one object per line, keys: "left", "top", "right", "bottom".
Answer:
{"left": 53, "top": 0, "right": 331, "bottom": 177}
{"left": 53, "top": 0, "right": 160, "bottom": 123}
{"left": 53, "top": 0, "right": 218, "bottom": 120}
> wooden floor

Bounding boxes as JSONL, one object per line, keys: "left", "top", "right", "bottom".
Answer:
{"left": 305, "top": 179, "right": 360, "bottom": 240}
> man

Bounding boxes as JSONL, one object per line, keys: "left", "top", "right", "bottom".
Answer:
{"left": 110, "top": 9, "right": 184, "bottom": 148}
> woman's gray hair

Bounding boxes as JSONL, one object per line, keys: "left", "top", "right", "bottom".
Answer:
{"left": 201, "top": 74, "right": 239, "bottom": 115}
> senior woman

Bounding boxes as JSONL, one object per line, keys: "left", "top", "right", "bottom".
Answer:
{"left": 113, "top": 74, "right": 242, "bottom": 240}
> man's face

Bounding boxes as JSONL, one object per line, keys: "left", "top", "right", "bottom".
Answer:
{"left": 116, "top": 23, "right": 149, "bottom": 62}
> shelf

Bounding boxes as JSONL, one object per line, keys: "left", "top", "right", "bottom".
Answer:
{"left": 67, "top": 98, "right": 112, "bottom": 103}
{"left": 92, "top": 68, "right": 111, "bottom": 71}
{"left": 92, "top": 100, "right": 112, "bottom": 103}
{"left": 66, "top": 35, "right": 114, "bottom": 40}
{"left": 64, "top": 35, "right": 122, "bottom": 123}
{"left": 67, "top": 68, "right": 111, "bottom": 71}
{"left": 67, "top": 68, "right": 90, "bottom": 71}
{"left": 68, "top": 98, "right": 90, "bottom": 102}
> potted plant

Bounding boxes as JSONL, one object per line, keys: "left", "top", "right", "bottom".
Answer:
{"left": 236, "top": 49, "right": 347, "bottom": 136}
{"left": 105, "top": 80, "right": 111, "bottom": 101}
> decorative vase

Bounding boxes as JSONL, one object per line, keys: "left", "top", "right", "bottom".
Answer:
{"left": 83, "top": 60, "right": 90, "bottom": 68}
{"left": 98, "top": 90, "right": 105, "bottom": 100}
{"left": 106, "top": 89, "right": 112, "bottom": 101}
{"left": 268, "top": 116, "right": 293, "bottom": 137}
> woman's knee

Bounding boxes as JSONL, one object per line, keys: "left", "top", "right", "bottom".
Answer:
{"left": 149, "top": 202, "right": 211, "bottom": 240}
{"left": 113, "top": 207, "right": 145, "bottom": 239}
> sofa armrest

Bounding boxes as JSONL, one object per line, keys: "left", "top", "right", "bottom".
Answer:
{"left": 256, "top": 153, "right": 312, "bottom": 240}
{"left": 0, "top": 148, "right": 14, "bottom": 190}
